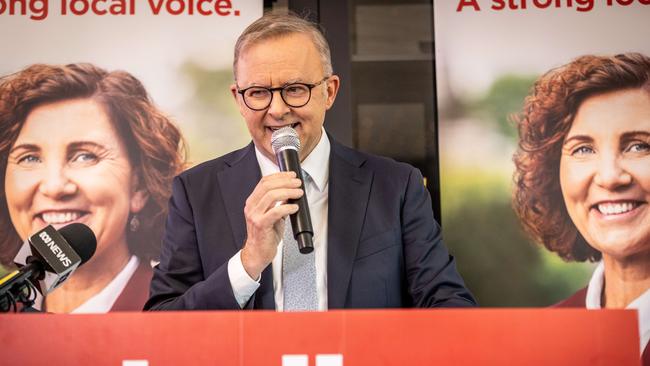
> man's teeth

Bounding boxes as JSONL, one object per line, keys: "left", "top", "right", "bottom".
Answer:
{"left": 269, "top": 123, "right": 299, "bottom": 131}
{"left": 597, "top": 202, "right": 636, "bottom": 215}
{"left": 42, "top": 212, "right": 81, "bottom": 224}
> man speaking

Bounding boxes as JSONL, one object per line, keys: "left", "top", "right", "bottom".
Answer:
{"left": 145, "top": 13, "right": 475, "bottom": 311}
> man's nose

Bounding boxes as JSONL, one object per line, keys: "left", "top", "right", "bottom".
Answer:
{"left": 38, "top": 164, "right": 77, "bottom": 199}
{"left": 593, "top": 154, "right": 632, "bottom": 190}
{"left": 267, "top": 90, "right": 291, "bottom": 119}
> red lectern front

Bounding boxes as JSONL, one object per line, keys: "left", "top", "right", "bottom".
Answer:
{"left": 0, "top": 309, "right": 640, "bottom": 366}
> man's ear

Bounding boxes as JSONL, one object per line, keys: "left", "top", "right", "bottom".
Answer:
{"left": 230, "top": 83, "right": 238, "bottom": 100}
{"left": 325, "top": 75, "right": 340, "bottom": 110}
{"left": 231, "top": 83, "right": 248, "bottom": 116}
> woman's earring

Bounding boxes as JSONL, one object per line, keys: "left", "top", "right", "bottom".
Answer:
{"left": 129, "top": 215, "right": 140, "bottom": 232}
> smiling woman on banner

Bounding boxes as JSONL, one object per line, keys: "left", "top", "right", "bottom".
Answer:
{"left": 513, "top": 53, "right": 650, "bottom": 363}
{"left": 0, "top": 63, "right": 185, "bottom": 312}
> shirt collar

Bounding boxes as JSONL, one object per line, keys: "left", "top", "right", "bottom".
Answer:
{"left": 585, "top": 260, "right": 650, "bottom": 353}
{"left": 585, "top": 261, "right": 605, "bottom": 309}
{"left": 71, "top": 255, "right": 140, "bottom": 313}
{"left": 254, "top": 127, "right": 330, "bottom": 192}
{"left": 31, "top": 255, "right": 140, "bottom": 313}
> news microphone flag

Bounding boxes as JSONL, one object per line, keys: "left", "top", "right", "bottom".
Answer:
{"left": 13, "top": 225, "right": 83, "bottom": 294}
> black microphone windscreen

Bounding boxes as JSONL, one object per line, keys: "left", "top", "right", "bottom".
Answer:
{"left": 58, "top": 223, "right": 97, "bottom": 265}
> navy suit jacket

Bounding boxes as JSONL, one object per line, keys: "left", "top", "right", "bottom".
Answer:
{"left": 145, "top": 135, "right": 476, "bottom": 310}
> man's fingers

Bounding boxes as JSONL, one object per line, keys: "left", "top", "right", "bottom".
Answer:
{"left": 255, "top": 188, "right": 304, "bottom": 213}
{"left": 246, "top": 173, "right": 301, "bottom": 206}
{"left": 264, "top": 204, "right": 299, "bottom": 225}
{"left": 243, "top": 172, "right": 304, "bottom": 241}
{"left": 246, "top": 203, "right": 298, "bottom": 234}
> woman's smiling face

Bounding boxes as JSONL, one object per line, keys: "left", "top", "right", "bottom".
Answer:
{"left": 5, "top": 98, "right": 147, "bottom": 262}
{"left": 559, "top": 88, "right": 650, "bottom": 262}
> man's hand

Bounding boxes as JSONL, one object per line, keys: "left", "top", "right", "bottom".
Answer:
{"left": 241, "top": 171, "right": 303, "bottom": 279}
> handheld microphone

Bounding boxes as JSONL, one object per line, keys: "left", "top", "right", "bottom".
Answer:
{"left": 271, "top": 126, "right": 314, "bottom": 254}
{"left": 1, "top": 223, "right": 96, "bottom": 304}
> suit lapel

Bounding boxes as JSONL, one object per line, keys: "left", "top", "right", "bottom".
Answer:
{"left": 216, "top": 138, "right": 373, "bottom": 310}
{"left": 327, "top": 138, "right": 373, "bottom": 309}
{"left": 217, "top": 143, "right": 260, "bottom": 251}
{"left": 216, "top": 143, "right": 275, "bottom": 309}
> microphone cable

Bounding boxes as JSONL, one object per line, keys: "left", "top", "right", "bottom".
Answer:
{"left": 0, "top": 278, "right": 38, "bottom": 313}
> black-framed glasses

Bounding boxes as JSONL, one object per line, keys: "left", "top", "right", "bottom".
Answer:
{"left": 237, "top": 76, "right": 330, "bottom": 111}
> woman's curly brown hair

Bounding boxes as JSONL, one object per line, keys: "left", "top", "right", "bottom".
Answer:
{"left": 513, "top": 53, "right": 650, "bottom": 262}
{"left": 0, "top": 63, "right": 186, "bottom": 265}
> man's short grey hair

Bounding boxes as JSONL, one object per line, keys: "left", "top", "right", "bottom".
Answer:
{"left": 233, "top": 12, "right": 333, "bottom": 80}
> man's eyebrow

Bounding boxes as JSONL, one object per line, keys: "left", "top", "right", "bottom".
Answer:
{"left": 240, "top": 79, "right": 307, "bottom": 89}
{"left": 281, "top": 79, "right": 305, "bottom": 86}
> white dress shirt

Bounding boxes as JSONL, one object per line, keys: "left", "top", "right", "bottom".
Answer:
{"left": 585, "top": 261, "right": 650, "bottom": 355}
{"left": 228, "top": 128, "right": 330, "bottom": 311}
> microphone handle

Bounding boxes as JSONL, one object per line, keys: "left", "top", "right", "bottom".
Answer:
{"left": 276, "top": 148, "right": 314, "bottom": 254}
{"left": 0, "top": 261, "right": 42, "bottom": 297}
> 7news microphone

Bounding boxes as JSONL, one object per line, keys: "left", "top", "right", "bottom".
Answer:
{"left": 0, "top": 223, "right": 96, "bottom": 312}
{"left": 271, "top": 126, "right": 314, "bottom": 254}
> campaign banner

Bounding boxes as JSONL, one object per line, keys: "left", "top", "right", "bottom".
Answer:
{"left": 0, "top": 0, "right": 263, "bottom": 312}
{"left": 434, "top": 1, "right": 650, "bottom": 307}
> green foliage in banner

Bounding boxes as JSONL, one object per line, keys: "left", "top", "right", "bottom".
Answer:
{"left": 472, "top": 74, "right": 538, "bottom": 139}
{"left": 440, "top": 163, "right": 592, "bottom": 307}
{"left": 439, "top": 72, "right": 593, "bottom": 306}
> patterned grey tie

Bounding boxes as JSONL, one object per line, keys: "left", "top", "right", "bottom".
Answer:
{"left": 282, "top": 172, "right": 318, "bottom": 311}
